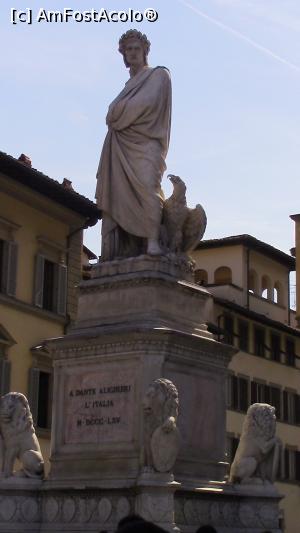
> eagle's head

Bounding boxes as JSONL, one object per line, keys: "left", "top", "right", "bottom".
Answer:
{"left": 168, "top": 174, "right": 186, "bottom": 194}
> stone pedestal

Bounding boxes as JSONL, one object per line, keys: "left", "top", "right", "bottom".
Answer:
{"left": 136, "top": 472, "right": 180, "bottom": 532}
{"left": 0, "top": 256, "right": 283, "bottom": 532}
{"left": 175, "top": 482, "right": 283, "bottom": 532}
{"left": 0, "top": 480, "right": 282, "bottom": 532}
{"left": 46, "top": 256, "right": 233, "bottom": 487}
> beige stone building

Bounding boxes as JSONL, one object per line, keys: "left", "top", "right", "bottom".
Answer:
{"left": 192, "top": 235, "right": 300, "bottom": 533}
{"left": 0, "top": 150, "right": 100, "bottom": 470}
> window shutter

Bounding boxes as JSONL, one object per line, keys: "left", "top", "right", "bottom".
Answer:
{"left": 231, "top": 376, "right": 239, "bottom": 410}
{"left": 34, "top": 255, "right": 45, "bottom": 308}
{"left": 283, "top": 391, "right": 289, "bottom": 422}
{"left": 270, "top": 387, "right": 281, "bottom": 420}
{"left": 284, "top": 449, "right": 290, "bottom": 480}
{"left": 28, "top": 368, "right": 40, "bottom": 425}
{"left": 0, "top": 359, "right": 11, "bottom": 395}
{"left": 251, "top": 381, "right": 257, "bottom": 404}
{"left": 231, "top": 437, "right": 239, "bottom": 462}
{"left": 55, "top": 263, "right": 67, "bottom": 316}
{"left": 264, "top": 384, "right": 270, "bottom": 405}
{"left": 1, "top": 241, "right": 18, "bottom": 296}
{"left": 295, "top": 451, "right": 300, "bottom": 482}
{"left": 294, "top": 394, "right": 300, "bottom": 425}
{"left": 239, "top": 378, "right": 249, "bottom": 412}
{"left": 226, "top": 375, "right": 232, "bottom": 408}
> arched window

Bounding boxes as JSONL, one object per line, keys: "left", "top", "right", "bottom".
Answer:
{"left": 274, "top": 281, "right": 284, "bottom": 305}
{"left": 261, "top": 275, "right": 271, "bottom": 300}
{"left": 194, "top": 269, "right": 208, "bottom": 285}
{"left": 214, "top": 266, "right": 232, "bottom": 285}
{"left": 249, "top": 269, "right": 258, "bottom": 294}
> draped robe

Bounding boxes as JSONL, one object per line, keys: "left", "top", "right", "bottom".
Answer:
{"left": 96, "top": 66, "right": 172, "bottom": 259}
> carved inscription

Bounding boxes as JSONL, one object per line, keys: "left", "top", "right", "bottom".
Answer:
{"left": 64, "top": 368, "right": 136, "bottom": 444}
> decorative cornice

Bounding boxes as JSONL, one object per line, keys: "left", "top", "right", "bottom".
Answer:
{"left": 47, "top": 330, "right": 233, "bottom": 369}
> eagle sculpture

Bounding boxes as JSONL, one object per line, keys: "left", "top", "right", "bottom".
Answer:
{"left": 162, "top": 174, "right": 207, "bottom": 253}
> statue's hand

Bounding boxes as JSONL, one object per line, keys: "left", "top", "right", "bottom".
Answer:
{"left": 162, "top": 417, "right": 176, "bottom": 433}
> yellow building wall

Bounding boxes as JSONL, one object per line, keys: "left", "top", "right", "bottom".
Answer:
{"left": 0, "top": 182, "right": 84, "bottom": 474}
{"left": 227, "top": 334, "right": 300, "bottom": 533}
{"left": 193, "top": 245, "right": 245, "bottom": 287}
{"left": 0, "top": 189, "right": 69, "bottom": 304}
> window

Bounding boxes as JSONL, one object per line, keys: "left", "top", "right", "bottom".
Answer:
{"left": 280, "top": 390, "right": 300, "bottom": 425}
{"left": 0, "top": 238, "right": 18, "bottom": 297}
{"left": 261, "top": 275, "right": 271, "bottom": 300}
{"left": 254, "top": 327, "right": 265, "bottom": 357}
{"left": 0, "top": 324, "right": 14, "bottom": 396}
{"left": 0, "top": 358, "right": 11, "bottom": 397}
{"left": 0, "top": 240, "right": 3, "bottom": 287}
{"left": 264, "top": 384, "right": 270, "bottom": 404}
{"left": 223, "top": 315, "right": 234, "bottom": 345}
{"left": 284, "top": 448, "right": 290, "bottom": 480}
{"left": 194, "top": 269, "right": 208, "bottom": 285}
{"left": 274, "top": 281, "right": 284, "bottom": 305}
{"left": 283, "top": 390, "right": 289, "bottom": 423}
{"left": 294, "top": 394, "right": 300, "bottom": 425}
{"left": 34, "top": 254, "right": 67, "bottom": 315}
{"left": 270, "top": 333, "right": 281, "bottom": 362}
{"left": 227, "top": 435, "right": 239, "bottom": 462}
{"left": 228, "top": 375, "right": 249, "bottom": 412}
{"left": 238, "top": 320, "right": 249, "bottom": 352}
{"left": 296, "top": 451, "right": 300, "bottom": 482}
{"left": 283, "top": 448, "right": 300, "bottom": 482}
{"left": 270, "top": 386, "right": 281, "bottom": 419}
{"left": 286, "top": 338, "right": 296, "bottom": 367}
{"left": 28, "top": 368, "right": 53, "bottom": 430}
{"left": 37, "top": 371, "right": 52, "bottom": 429}
{"left": 43, "top": 259, "right": 55, "bottom": 311}
{"left": 249, "top": 269, "right": 258, "bottom": 295}
{"left": 214, "top": 266, "right": 232, "bottom": 285}
{"left": 251, "top": 380, "right": 266, "bottom": 404}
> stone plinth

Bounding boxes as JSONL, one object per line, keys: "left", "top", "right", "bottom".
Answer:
{"left": 44, "top": 257, "right": 233, "bottom": 485}
{"left": 0, "top": 480, "right": 282, "bottom": 532}
{"left": 176, "top": 482, "right": 283, "bottom": 532}
{"left": 0, "top": 256, "right": 283, "bottom": 532}
{"left": 47, "top": 327, "right": 232, "bottom": 485}
{"left": 136, "top": 472, "right": 180, "bottom": 532}
{"left": 74, "top": 255, "right": 213, "bottom": 335}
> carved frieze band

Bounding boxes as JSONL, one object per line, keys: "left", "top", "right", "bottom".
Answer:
{"left": 178, "top": 497, "right": 279, "bottom": 529}
{"left": 0, "top": 494, "right": 132, "bottom": 525}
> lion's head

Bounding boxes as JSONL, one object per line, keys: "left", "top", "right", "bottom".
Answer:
{"left": 0, "top": 392, "right": 33, "bottom": 433}
{"left": 242, "top": 403, "right": 276, "bottom": 440}
{"left": 143, "top": 378, "right": 179, "bottom": 426}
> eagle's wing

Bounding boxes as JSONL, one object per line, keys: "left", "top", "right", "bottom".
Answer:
{"left": 182, "top": 203, "right": 207, "bottom": 252}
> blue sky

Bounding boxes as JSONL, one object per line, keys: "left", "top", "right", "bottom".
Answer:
{"left": 1, "top": 0, "right": 300, "bottom": 260}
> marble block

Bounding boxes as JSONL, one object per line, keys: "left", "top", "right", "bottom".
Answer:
{"left": 46, "top": 257, "right": 235, "bottom": 485}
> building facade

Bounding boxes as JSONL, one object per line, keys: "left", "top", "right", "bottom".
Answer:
{"left": 192, "top": 235, "right": 300, "bottom": 533}
{"left": 0, "top": 151, "right": 100, "bottom": 471}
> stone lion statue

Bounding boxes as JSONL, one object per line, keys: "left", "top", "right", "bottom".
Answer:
{"left": 143, "top": 378, "right": 180, "bottom": 473}
{"left": 0, "top": 392, "right": 44, "bottom": 479}
{"left": 229, "top": 403, "right": 281, "bottom": 484}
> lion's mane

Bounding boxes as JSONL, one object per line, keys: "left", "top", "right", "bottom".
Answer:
{"left": 0, "top": 392, "right": 44, "bottom": 479}
{"left": 242, "top": 403, "right": 276, "bottom": 441}
{"left": 0, "top": 392, "right": 33, "bottom": 436}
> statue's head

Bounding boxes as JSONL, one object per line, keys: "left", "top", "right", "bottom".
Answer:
{"left": 0, "top": 392, "right": 33, "bottom": 429}
{"left": 143, "top": 378, "right": 179, "bottom": 425}
{"left": 244, "top": 403, "right": 276, "bottom": 440}
{"left": 119, "top": 29, "right": 151, "bottom": 68}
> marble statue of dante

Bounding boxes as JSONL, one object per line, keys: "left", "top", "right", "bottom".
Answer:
{"left": 96, "top": 30, "right": 172, "bottom": 260}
